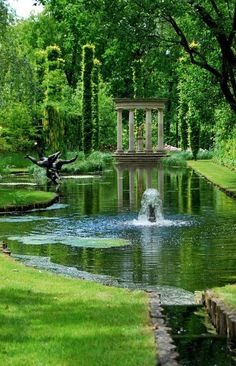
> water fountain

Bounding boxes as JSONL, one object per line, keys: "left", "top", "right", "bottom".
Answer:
{"left": 138, "top": 188, "right": 163, "bottom": 223}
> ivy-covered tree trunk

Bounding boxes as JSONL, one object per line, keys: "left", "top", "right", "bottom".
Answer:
{"left": 43, "top": 105, "right": 65, "bottom": 153}
{"left": 188, "top": 101, "right": 200, "bottom": 160}
{"left": 178, "top": 101, "right": 188, "bottom": 151}
{"left": 132, "top": 59, "right": 144, "bottom": 140}
{"left": 92, "top": 59, "right": 100, "bottom": 151}
{"left": 42, "top": 45, "right": 67, "bottom": 154}
{"left": 82, "top": 44, "right": 95, "bottom": 154}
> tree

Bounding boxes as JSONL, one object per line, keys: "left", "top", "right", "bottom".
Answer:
{"left": 82, "top": 44, "right": 95, "bottom": 153}
{"left": 92, "top": 58, "right": 101, "bottom": 150}
{"left": 153, "top": 0, "right": 236, "bottom": 114}
{"left": 42, "top": 45, "right": 68, "bottom": 152}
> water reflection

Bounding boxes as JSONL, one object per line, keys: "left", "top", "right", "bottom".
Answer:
{"left": 1, "top": 164, "right": 236, "bottom": 292}
{"left": 115, "top": 163, "right": 164, "bottom": 209}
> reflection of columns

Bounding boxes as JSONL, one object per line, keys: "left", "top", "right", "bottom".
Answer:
{"left": 158, "top": 167, "right": 164, "bottom": 202}
{"left": 158, "top": 108, "right": 164, "bottom": 150}
{"left": 116, "top": 108, "right": 123, "bottom": 152}
{"left": 129, "top": 166, "right": 135, "bottom": 207}
{"left": 137, "top": 168, "right": 144, "bottom": 194}
{"left": 116, "top": 166, "right": 124, "bottom": 208}
{"left": 128, "top": 109, "right": 135, "bottom": 152}
{"left": 146, "top": 166, "right": 152, "bottom": 189}
{"left": 145, "top": 109, "right": 152, "bottom": 152}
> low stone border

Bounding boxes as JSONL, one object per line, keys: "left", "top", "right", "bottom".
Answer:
{"left": 203, "top": 289, "right": 236, "bottom": 340}
{"left": 0, "top": 195, "right": 58, "bottom": 215}
{"left": 148, "top": 290, "right": 179, "bottom": 366}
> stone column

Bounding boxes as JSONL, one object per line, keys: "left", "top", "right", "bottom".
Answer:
{"left": 145, "top": 109, "right": 152, "bottom": 152}
{"left": 116, "top": 108, "right": 123, "bottom": 153}
{"left": 128, "top": 109, "right": 135, "bottom": 153}
{"left": 158, "top": 107, "right": 164, "bottom": 150}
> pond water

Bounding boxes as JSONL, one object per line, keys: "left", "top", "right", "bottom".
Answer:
{"left": 1, "top": 164, "right": 236, "bottom": 295}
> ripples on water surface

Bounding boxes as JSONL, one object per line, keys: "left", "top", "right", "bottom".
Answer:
{"left": 1, "top": 166, "right": 236, "bottom": 293}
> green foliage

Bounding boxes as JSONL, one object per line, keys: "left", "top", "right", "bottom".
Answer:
{"left": 98, "top": 82, "right": 116, "bottom": 150}
{"left": 28, "top": 165, "right": 48, "bottom": 185}
{"left": 43, "top": 105, "right": 64, "bottom": 153}
{"left": 82, "top": 44, "right": 95, "bottom": 153}
{"left": 0, "top": 103, "right": 36, "bottom": 151}
{"left": 62, "top": 151, "right": 113, "bottom": 173}
{"left": 187, "top": 101, "right": 200, "bottom": 160}
{"left": 213, "top": 103, "right": 236, "bottom": 169}
{"left": 163, "top": 149, "right": 213, "bottom": 167}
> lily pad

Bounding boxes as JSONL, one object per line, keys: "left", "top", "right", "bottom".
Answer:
{"left": 8, "top": 234, "right": 129, "bottom": 248}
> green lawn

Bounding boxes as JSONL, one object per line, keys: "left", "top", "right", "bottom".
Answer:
{"left": 187, "top": 160, "right": 236, "bottom": 195}
{"left": 212, "top": 284, "right": 236, "bottom": 310}
{"left": 0, "top": 254, "right": 155, "bottom": 366}
{"left": 0, "top": 189, "right": 57, "bottom": 210}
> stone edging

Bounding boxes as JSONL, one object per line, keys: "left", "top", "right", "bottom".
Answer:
{"left": 203, "top": 289, "right": 236, "bottom": 340}
{"left": 148, "top": 290, "right": 179, "bottom": 366}
{"left": 0, "top": 195, "right": 58, "bottom": 215}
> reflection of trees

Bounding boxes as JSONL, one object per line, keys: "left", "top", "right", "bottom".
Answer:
{"left": 3, "top": 167, "right": 236, "bottom": 292}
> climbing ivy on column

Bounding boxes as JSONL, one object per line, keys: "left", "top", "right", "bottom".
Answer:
{"left": 92, "top": 58, "right": 101, "bottom": 151}
{"left": 82, "top": 44, "right": 95, "bottom": 154}
{"left": 34, "top": 50, "right": 47, "bottom": 145}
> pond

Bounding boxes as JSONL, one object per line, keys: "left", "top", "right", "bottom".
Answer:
{"left": 1, "top": 164, "right": 236, "bottom": 297}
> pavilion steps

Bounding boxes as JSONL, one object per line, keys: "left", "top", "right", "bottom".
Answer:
{"left": 113, "top": 151, "right": 167, "bottom": 163}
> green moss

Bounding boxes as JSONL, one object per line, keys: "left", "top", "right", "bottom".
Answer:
{"left": 0, "top": 255, "right": 155, "bottom": 366}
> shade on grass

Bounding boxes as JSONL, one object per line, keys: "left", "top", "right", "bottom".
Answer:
{"left": 0, "top": 255, "right": 155, "bottom": 366}
{"left": 0, "top": 189, "right": 57, "bottom": 209}
{"left": 213, "top": 284, "right": 236, "bottom": 309}
{"left": 187, "top": 160, "right": 236, "bottom": 194}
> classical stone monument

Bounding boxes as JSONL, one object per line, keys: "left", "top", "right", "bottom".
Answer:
{"left": 113, "top": 98, "right": 167, "bottom": 162}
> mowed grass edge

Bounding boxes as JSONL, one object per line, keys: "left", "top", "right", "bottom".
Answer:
{"left": 187, "top": 160, "right": 236, "bottom": 194}
{"left": 212, "top": 284, "right": 236, "bottom": 310}
{"left": 0, "top": 254, "right": 156, "bottom": 366}
{"left": 0, "top": 189, "right": 57, "bottom": 210}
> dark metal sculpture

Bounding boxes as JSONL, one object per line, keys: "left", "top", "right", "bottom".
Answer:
{"left": 25, "top": 145, "right": 78, "bottom": 184}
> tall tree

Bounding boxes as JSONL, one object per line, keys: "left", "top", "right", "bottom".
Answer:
{"left": 82, "top": 44, "right": 95, "bottom": 153}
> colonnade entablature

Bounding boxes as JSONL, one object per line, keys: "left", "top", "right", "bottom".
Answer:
{"left": 114, "top": 98, "right": 167, "bottom": 161}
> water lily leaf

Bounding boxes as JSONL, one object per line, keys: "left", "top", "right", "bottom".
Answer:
{"left": 8, "top": 234, "right": 129, "bottom": 248}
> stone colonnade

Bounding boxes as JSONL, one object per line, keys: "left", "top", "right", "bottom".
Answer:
{"left": 115, "top": 98, "right": 167, "bottom": 153}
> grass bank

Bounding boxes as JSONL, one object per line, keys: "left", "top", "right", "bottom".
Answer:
{"left": 213, "top": 284, "right": 236, "bottom": 309}
{"left": 0, "top": 254, "right": 155, "bottom": 366}
{"left": 0, "top": 189, "right": 57, "bottom": 212}
{"left": 187, "top": 160, "right": 236, "bottom": 197}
